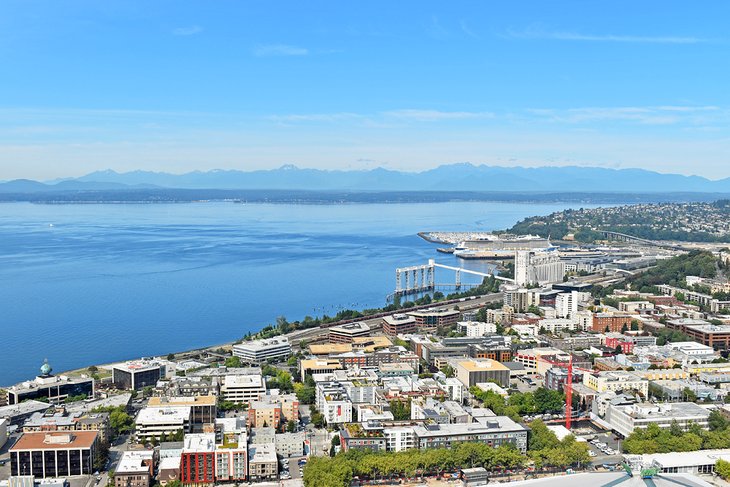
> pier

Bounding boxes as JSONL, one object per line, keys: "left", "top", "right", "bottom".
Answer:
{"left": 393, "top": 259, "right": 514, "bottom": 298}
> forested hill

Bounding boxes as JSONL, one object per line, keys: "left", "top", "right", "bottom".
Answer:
{"left": 508, "top": 200, "right": 730, "bottom": 243}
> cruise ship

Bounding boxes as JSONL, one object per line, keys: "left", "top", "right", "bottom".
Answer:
{"left": 452, "top": 235, "right": 554, "bottom": 260}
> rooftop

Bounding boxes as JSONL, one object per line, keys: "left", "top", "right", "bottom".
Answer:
{"left": 113, "top": 360, "right": 164, "bottom": 373}
{"left": 233, "top": 337, "right": 290, "bottom": 352}
{"left": 330, "top": 322, "right": 370, "bottom": 333}
{"left": 0, "top": 401, "right": 51, "bottom": 420}
{"left": 457, "top": 359, "right": 510, "bottom": 372}
{"left": 148, "top": 395, "right": 216, "bottom": 407}
{"left": 182, "top": 433, "right": 216, "bottom": 452}
{"left": 116, "top": 450, "right": 154, "bottom": 475}
{"left": 11, "top": 431, "right": 98, "bottom": 451}
{"left": 136, "top": 406, "right": 191, "bottom": 424}
{"left": 221, "top": 374, "right": 265, "bottom": 388}
{"left": 412, "top": 416, "right": 526, "bottom": 437}
{"left": 248, "top": 443, "right": 277, "bottom": 463}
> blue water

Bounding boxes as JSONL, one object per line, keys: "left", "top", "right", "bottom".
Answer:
{"left": 0, "top": 201, "right": 600, "bottom": 385}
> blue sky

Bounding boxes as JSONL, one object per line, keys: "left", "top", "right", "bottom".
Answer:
{"left": 1, "top": 0, "right": 730, "bottom": 180}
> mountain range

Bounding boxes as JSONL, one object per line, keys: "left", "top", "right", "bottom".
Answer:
{"left": 2, "top": 163, "right": 730, "bottom": 193}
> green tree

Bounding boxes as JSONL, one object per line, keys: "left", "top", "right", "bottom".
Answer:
{"left": 286, "top": 420, "right": 297, "bottom": 433}
{"left": 716, "top": 459, "right": 730, "bottom": 480}
{"left": 225, "top": 356, "right": 242, "bottom": 368}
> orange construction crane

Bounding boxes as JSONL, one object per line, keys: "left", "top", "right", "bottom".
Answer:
{"left": 537, "top": 355, "right": 593, "bottom": 429}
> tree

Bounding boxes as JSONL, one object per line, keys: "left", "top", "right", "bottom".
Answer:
{"left": 225, "top": 356, "right": 242, "bottom": 368}
{"left": 389, "top": 399, "right": 411, "bottom": 421}
{"left": 709, "top": 410, "right": 730, "bottom": 431}
{"left": 286, "top": 420, "right": 297, "bottom": 433}
{"left": 109, "top": 406, "right": 134, "bottom": 434}
{"left": 716, "top": 459, "right": 730, "bottom": 480}
{"left": 167, "top": 353, "right": 175, "bottom": 361}
{"left": 277, "top": 316, "right": 291, "bottom": 334}
{"left": 440, "top": 365, "right": 455, "bottom": 378}
{"left": 683, "top": 387, "right": 698, "bottom": 402}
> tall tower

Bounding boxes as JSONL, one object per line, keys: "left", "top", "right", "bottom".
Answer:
{"left": 514, "top": 250, "right": 530, "bottom": 286}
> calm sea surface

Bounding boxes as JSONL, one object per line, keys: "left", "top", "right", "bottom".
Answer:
{"left": 0, "top": 201, "right": 602, "bottom": 385}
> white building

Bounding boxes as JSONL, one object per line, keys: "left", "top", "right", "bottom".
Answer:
{"left": 219, "top": 374, "right": 266, "bottom": 404}
{"left": 315, "top": 381, "right": 353, "bottom": 425}
{"left": 275, "top": 432, "right": 304, "bottom": 457}
{"left": 538, "top": 318, "right": 580, "bottom": 334}
{"left": 515, "top": 250, "right": 565, "bottom": 287}
{"left": 115, "top": 450, "right": 154, "bottom": 484}
{"left": 583, "top": 371, "right": 649, "bottom": 397}
{"left": 555, "top": 292, "right": 579, "bottom": 319}
{"left": 384, "top": 426, "right": 416, "bottom": 452}
{"left": 625, "top": 449, "right": 730, "bottom": 475}
{"left": 135, "top": 406, "right": 191, "bottom": 441}
{"left": 605, "top": 402, "right": 710, "bottom": 438}
{"left": 232, "top": 337, "right": 291, "bottom": 365}
{"left": 456, "top": 321, "right": 497, "bottom": 337}
{"left": 0, "top": 418, "right": 7, "bottom": 449}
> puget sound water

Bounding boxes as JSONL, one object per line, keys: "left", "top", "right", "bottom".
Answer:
{"left": 0, "top": 200, "right": 602, "bottom": 385}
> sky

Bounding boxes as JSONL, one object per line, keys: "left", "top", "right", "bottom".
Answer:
{"left": 1, "top": 0, "right": 730, "bottom": 180}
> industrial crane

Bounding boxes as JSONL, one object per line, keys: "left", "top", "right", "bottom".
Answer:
{"left": 537, "top": 354, "right": 594, "bottom": 429}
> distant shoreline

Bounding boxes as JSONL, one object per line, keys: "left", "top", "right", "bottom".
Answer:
{"left": 0, "top": 189, "right": 727, "bottom": 205}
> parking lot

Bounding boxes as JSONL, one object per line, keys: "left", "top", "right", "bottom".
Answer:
{"left": 576, "top": 429, "right": 624, "bottom": 466}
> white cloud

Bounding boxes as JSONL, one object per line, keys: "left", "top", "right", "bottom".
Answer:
{"left": 383, "top": 109, "right": 494, "bottom": 122}
{"left": 507, "top": 27, "right": 708, "bottom": 44}
{"left": 252, "top": 44, "right": 308, "bottom": 57}
{"left": 172, "top": 26, "right": 203, "bottom": 36}
{"left": 526, "top": 105, "right": 726, "bottom": 125}
{"left": 267, "top": 113, "right": 361, "bottom": 123}
{"left": 460, "top": 20, "right": 479, "bottom": 40}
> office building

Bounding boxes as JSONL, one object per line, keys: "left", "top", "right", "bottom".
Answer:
{"left": 147, "top": 396, "right": 217, "bottom": 427}
{"left": 232, "top": 337, "right": 291, "bottom": 365}
{"left": 407, "top": 309, "right": 460, "bottom": 328}
{"left": 135, "top": 407, "right": 191, "bottom": 441}
{"left": 219, "top": 374, "right": 266, "bottom": 404}
{"left": 299, "top": 358, "right": 343, "bottom": 379}
{"left": 112, "top": 361, "right": 166, "bottom": 391}
{"left": 666, "top": 320, "right": 730, "bottom": 350}
{"left": 10, "top": 431, "right": 99, "bottom": 478}
{"left": 328, "top": 322, "right": 371, "bottom": 343}
{"left": 7, "top": 361, "right": 94, "bottom": 405}
{"left": 455, "top": 359, "right": 510, "bottom": 388}
{"left": 382, "top": 314, "right": 417, "bottom": 335}
{"left": 605, "top": 402, "right": 710, "bottom": 437}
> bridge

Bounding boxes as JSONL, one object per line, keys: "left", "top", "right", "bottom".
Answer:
{"left": 599, "top": 230, "right": 688, "bottom": 251}
{"left": 394, "top": 259, "right": 514, "bottom": 297}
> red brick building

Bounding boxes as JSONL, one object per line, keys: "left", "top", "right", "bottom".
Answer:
{"left": 592, "top": 313, "right": 634, "bottom": 333}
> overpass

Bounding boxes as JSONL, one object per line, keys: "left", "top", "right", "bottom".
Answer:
{"left": 599, "top": 230, "right": 688, "bottom": 251}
